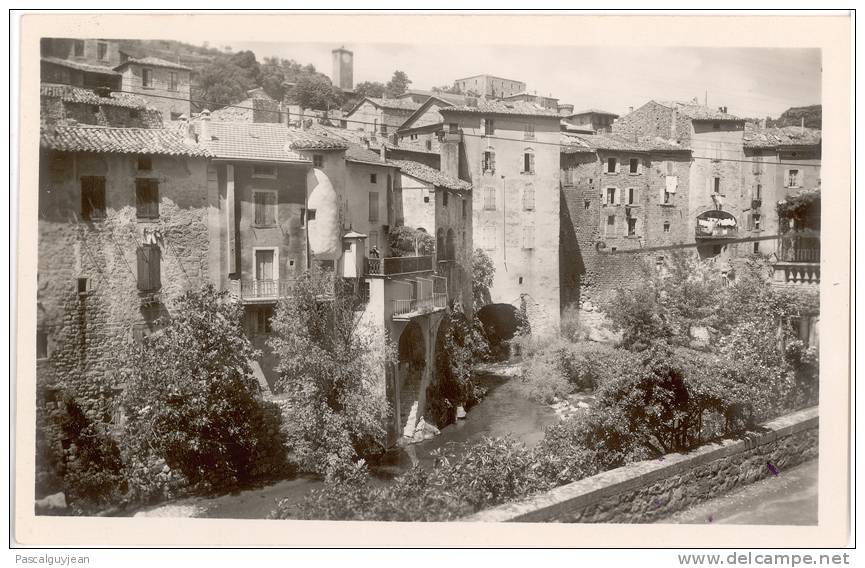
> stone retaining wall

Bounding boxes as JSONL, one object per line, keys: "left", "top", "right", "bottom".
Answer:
{"left": 468, "top": 407, "right": 818, "bottom": 523}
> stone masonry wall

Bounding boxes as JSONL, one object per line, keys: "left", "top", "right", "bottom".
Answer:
{"left": 467, "top": 407, "right": 818, "bottom": 523}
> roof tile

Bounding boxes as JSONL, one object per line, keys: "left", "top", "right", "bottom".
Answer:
{"left": 41, "top": 125, "right": 211, "bottom": 157}
{"left": 390, "top": 159, "right": 471, "bottom": 191}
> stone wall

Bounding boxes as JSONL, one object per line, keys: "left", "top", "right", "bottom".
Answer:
{"left": 467, "top": 407, "right": 818, "bottom": 523}
{"left": 41, "top": 96, "right": 163, "bottom": 129}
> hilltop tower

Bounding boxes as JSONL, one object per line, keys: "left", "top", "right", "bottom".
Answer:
{"left": 331, "top": 46, "right": 354, "bottom": 91}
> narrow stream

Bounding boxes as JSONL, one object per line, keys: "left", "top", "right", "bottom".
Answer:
{"left": 134, "top": 363, "right": 559, "bottom": 519}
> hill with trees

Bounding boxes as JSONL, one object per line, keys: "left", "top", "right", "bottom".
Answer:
{"left": 767, "top": 105, "right": 822, "bottom": 129}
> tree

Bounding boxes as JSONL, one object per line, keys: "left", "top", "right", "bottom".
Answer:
{"left": 197, "top": 54, "right": 259, "bottom": 109}
{"left": 432, "top": 84, "right": 463, "bottom": 95}
{"left": 385, "top": 70, "right": 412, "bottom": 97}
{"left": 354, "top": 81, "right": 386, "bottom": 99}
{"left": 289, "top": 74, "right": 341, "bottom": 110}
{"left": 119, "top": 285, "right": 288, "bottom": 495}
{"left": 387, "top": 226, "right": 435, "bottom": 257}
{"left": 472, "top": 248, "right": 495, "bottom": 311}
{"left": 269, "top": 268, "right": 393, "bottom": 480}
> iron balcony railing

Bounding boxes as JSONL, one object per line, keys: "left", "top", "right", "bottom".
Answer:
{"left": 392, "top": 275, "right": 448, "bottom": 318}
{"left": 779, "top": 234, "right": 821, "bottom": 263}
{"left": 367, "top": 255, "right": 434, "bottom": 276}
{"left": 240, "top": 279, "right": 296, "bottom": 300}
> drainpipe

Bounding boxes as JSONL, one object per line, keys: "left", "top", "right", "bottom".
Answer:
{"left": 501, "top": 175, "right": 507, "bottom": 272}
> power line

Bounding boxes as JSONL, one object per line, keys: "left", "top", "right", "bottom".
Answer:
{"left": 45, "top": 81, "right": 824, "bottom": 169}
{"left": 597, "top": 230, "right": 820, "bottom": 256}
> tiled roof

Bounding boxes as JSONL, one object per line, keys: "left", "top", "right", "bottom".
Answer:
{"left": 209, "top": 99, "right": 255, "bottom": 122}
{"left": 440, "top": 99, "right": 561, "bottom": 118}
{"left": 743, "top": 124, "right": 822, "bottom": 148}
{"left": 654, "top": 100, "right": 743, "bottom": 121}
{"left": 41, "top": 124, "right": 211, "bottom": 157}
{"left": 40, "top": 83, "right": 149, "bottom": 109}
{"left": 195, "top": 122, "right": 346, "bottom": 162}
{"left": 345, "top": 143, "right": 388, "bottom": 165}
{"left": 569, "top": 108, "right": 619, "bottom": 117}
{"left": 115, "top": 57, "right": 192, "bottom": 72}
{"left": 561, "top": 132, "right": 690, "bottom": 154}
{"left": 399, "top": 90, "right": 468, "bottom": 105}
{"left": 390, "top": 159, "right": 471, "bottom": 192}
{"left": 384, "top": 138, "right": 440, "bottom": 155}
{"left": 346, "top": 97, "right": 421, "bottom": 117}
{"left": 41, "top": 57, "right": 120, "bottom": 75}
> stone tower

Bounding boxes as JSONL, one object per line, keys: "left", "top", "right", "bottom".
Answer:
{"left": 331, "top": 46, "right": 353, "bottom": 91}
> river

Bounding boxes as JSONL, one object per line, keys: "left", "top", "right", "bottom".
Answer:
{"left": 133, "top": 362, "right": 562, "bottom": 519}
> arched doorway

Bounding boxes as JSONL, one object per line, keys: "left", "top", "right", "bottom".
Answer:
{"left": 695, "top": 210, "right": 738, "bottom": 259}
{"left": 397, "top": 321, "right": 426, "bottom": 434}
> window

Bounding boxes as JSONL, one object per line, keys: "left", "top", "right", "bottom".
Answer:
{"left": 313, "top": 154, "right": 323, "bottom": 168}
{"left": 522, "top": 150, "right": 535, "bottom": 174}
{"left": 626, "top": 187, "right": 637, "bottom": 205}
{"left": 135, "top": 178, "right": 159, "bottom": 219}
{"left": 606, "top": 187, "right": 617, "bottom": 205}
{"left": 605, "top": 215, "right": 615, "bottom": 236}
{"left": 255, "top": 249, "right": 275, "bottom": 281}
{"left": 253, "top": 190, "right": 277, "bottom": 226}
{"left": 522, "top": 226, "right": 535, "bottom": 250}
{"left": 627, "top": 217, "right": 637, "bottom": 237}
{"left": 483, "top": 186, "right": 496, "bottom": 210}
{"left": 523, "top": 183, "right": 535, "bottom": 210}
{"left": 606, "top": 157, "right": 617, "bottom": 173}
{"left": 252, "top": 165, "right": 277, "bottom": 179}
{"left": 77, "top": 277, "right": 91, "bottom": 294}
{"left": 410, "top": 134, "right": 418, "bottom": 141}
{"left": 80, "top": 176, "right": 106, "bottom": 221}
{"left": 97, "top": 42, "right": 108, "bottom": 61}
{"left": 524, "top": 122, "right": 535, "bottom": 140}
{"left": 787, "top": 169, "right": 800, "bottom": 188}
{"left": 584, "top": 200, "right": 591, "bottom": 210}
{"left": 368, "top": 191, "right": 379, "bottom": 222}
{"left": 137, "top": 156, "right": 152, "bottom": 171}
{"left": 482, "top": 150, "right": 496, "bottom": 174}
{"left": 254, "top": 306, "right": 273, "bottom": 334}
{"left": 168, "top": 72, "right": 178, "bottom": 92}
{"left": 443, "top": 191, "right": 449, "bottom": 207}
{"left": 753, "top": 213, "right": 762, "bottom": 231}
{"left": 663, "top": 221, "right": 671, "bottom": 233}
{"left": 424, "top": 196, "right": 430, "bottom": 204}
{"left": 448, "top": 123, "right": 459, "bottom": 133}
{"left": 482, "top": 226, "right": 496, "bottom": 251}
{"left": 370, "top": 173, "right": 377, "bottom": 184}
{"left": 713, "top": 177, "right": 721, "bottom": 193}
{"left": 755, "top": 184, "right": 762, "bottom": 200}
{"left": 753, "top": 242, "right": 760, "bottom": 254}
{"left": 381, "top": 124, "right": 388, "bottom": 136}
{"left": 136, "top": 244, "right": 161, "bottom": 292}
{"left": 36, "top": 330, "right": 49, "bottom": 360}
{"left": 73, "top": 40, "right": 84, "bottom": 57}
{"left": 629, "top": 158, "right": 639, "bottom": 174}
{"left": 666, "top": 161, "right": 674, "bottom": 176}
{"left": 142, "top": 68, "right": 153, "bottom": 88}
{"left": 425, "top": 139, "right": 433, "bottom": 151}
{"left": 484, "top": 119, "right": 495, "bottom": 136}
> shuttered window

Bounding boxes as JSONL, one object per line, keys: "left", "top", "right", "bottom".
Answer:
{"left": 483, "top": 186, "right": 496, "bottom": 210}
{"left": 522, "top": 150, "right": 535, "bottom": 174}
{"left": 523, "top": 183, "right": 535, "bottom": 210}
{"left": 136, "top": 244, "right": 162, "bottom": 292}
{"left": 483, "top": 226, "right": 496, "bottom": 251}
{"left": 522, "top": 226, "right": 535, "bottom": 249}
{"left": 482, "top": 150, "right": 496, "bottom": 174}
{"left": 368, "top": 192, "right": 379, "bottom": 222}
{"left": 253, "top": 190, "right": 277, "bottom": 226}
{"left": 135, "top": 178, "right": 159, "bottom": 219}
{"left": 80, "top": 176, "right": 106, "bottom": 221}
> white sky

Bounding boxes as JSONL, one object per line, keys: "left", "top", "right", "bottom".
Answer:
{"left": 231, "top": 42, "right": 821, "bottom": 119}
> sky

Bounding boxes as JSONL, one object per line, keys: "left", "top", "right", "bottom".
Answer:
{"left": 231, "top": 42, "right": 821, "bottom": 119}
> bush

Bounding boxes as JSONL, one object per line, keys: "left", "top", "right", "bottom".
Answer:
{"left": 387, "top": 225, "right": 435, "bottom": 257}
{"left": 560, "top": 304, "right": 586, "bottom": 342}
{"left": 120, "top": 285, "right": 289, "bottom": 496}
{"left": 472, "top": 248, "right": 495, "bottom": 311}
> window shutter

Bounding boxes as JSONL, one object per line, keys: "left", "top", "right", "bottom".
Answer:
{"left": 480, "top": 118, "right": 486, "bottom": 134}
{"left": 529, "top": 153, "right": 535, "bottom": 174}
{"left": 137, "top": 246, "right": 151, "bottom": 291}
{"left": 490, "top": 152, "right": 496, "bottom": 173}
{"left": 151, "top": 246, "right": 161, "bottom": 290}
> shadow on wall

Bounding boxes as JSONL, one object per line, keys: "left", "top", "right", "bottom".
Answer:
{"left": 559, "top": 187, "right": 584, "bottom": 308}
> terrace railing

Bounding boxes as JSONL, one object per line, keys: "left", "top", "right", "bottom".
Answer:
{"left": 367, "top": 255, "right": 434, "bottom": 276}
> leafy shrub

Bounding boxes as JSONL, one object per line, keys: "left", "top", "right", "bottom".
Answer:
{"left": 472, "top": 248, "right": 495, "bottom": 311}
{"left": 120, "top": 285, "right": 289, "bottom": 495}
{"left": 269, "top": 267, "right": 393, "bottom": 480}
{"left": 604, "top": 283, "right": 673, "bottom": 351}
{"left": 387, "top": 225, "right": 435, "bottom": 257}
{"left": 560, "top": 304, "right": 586, "bottom": 342}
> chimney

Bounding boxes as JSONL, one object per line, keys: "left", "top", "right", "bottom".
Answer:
{"left": 199, "top": 109, "right": 211, "bottom": 142}
{"left": 380, "top": 144, "right": 387, "bottom": 162}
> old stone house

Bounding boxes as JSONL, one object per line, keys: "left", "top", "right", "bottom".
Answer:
{"left": 115, "top": 57, "right": 193, "bottom": 122}
{"left": 343, "top": 96, "right": 421, "bottom": 137}
{"left": 439, "top": 98, "right": 562, "bottom": 335}
{"left": 561, "top": 108, "right": 620, "bottom": 134}
{"left": 558, "top": 132, "right": 692, "bottom": 321}
{"left": 453, "top": 74, "right": 525, "bottom": 99}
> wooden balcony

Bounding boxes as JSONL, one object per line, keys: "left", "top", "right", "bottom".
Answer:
{"left": 392, "top": 275, "right": 448, "bottom": 320}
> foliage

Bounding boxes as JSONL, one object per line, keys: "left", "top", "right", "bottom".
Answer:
{"left": 471, "top": 248, "right": 495, "bottom": 311}
{"left": 385, "top": 70, "right": 412, "bottom": 97}
{"left": 269, "top": 267, "right": 393, "bottom": 480}
{"left": 604, "top": 282, "right": 672, "bottom": 351}
{"left": 353, "top": 81, "right": 386, "bottom": 99}
{"left": 560, "top": 303, "right": 586, "bottom": 342}
{"left": 777, "top": 188, "right": 821, "bottom": 229}
{"left": 36, "top": 389, "right": 127, "bottom": 514}
{"left": 426, "top": 309, "right": 489, "bottom": 428}
{"left": 120, "top": 285, "right": 288, "bottom": 496}
{"left": 197, "top": 50, "right": 261, "bottom": 109}
{"left": 289, "top": 74, "right": 344, "bottom": 111}
{"left": 432, "top": 84, "right": 464, "bottom": 95}
{"left": 766, "top": 104, "right": 821, "bottom": 129}
{"left": 258, "top": 56, "right": 319, "bottom": 101}
{"left": 387, "top": 225, "right": 436, "bottom": 257}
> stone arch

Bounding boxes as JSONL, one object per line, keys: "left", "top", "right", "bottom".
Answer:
{"left": 397, "top": 321, "right": 426, "bottom": 436}
{"left": 477, "top": 302, "right": 522, "bottom": 346}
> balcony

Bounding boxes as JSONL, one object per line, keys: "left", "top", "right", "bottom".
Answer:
{"left": 366, "top": 255, "right": 434, "bottom": 276}
{"left": 778, "top": 234, "right": 820, "bottom": 263}
{"left": 392, "top": 275, "right": 448, "bottom": 320}
{"left": 773, "top": 233, "right": 820, "bottom": 286}
{"left": 240, "top": 279, "right": 296, "bottom": 302}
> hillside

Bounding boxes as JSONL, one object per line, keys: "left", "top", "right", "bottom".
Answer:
{"left": 768, "top": 105, "right": 821, "bottom": 129}
{"left": 116, "top": 39, "right": 224, "bottom": 73}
